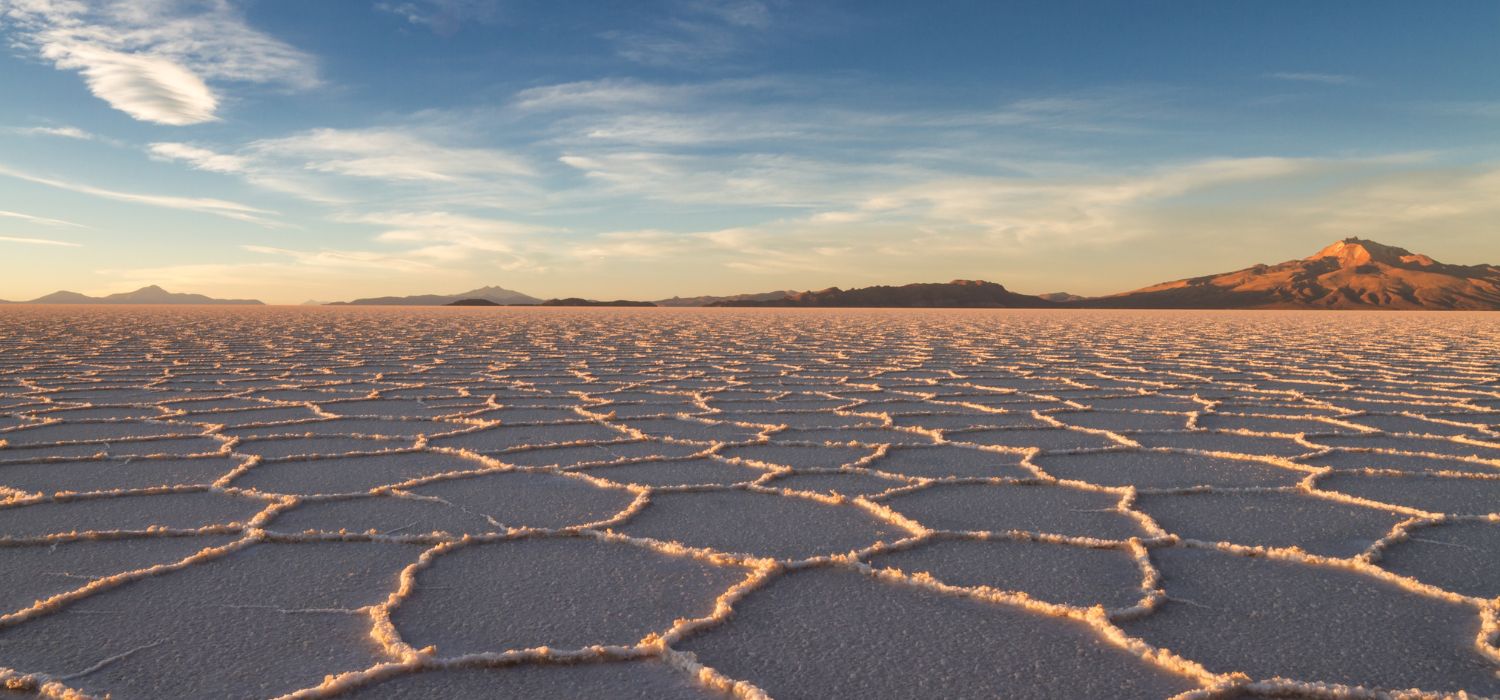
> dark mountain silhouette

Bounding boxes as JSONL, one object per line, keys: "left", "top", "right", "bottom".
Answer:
{"left": 445, "top": 298, "right": 502, "bottom": 306}
{"left": 711, "top": 280, "right": 1056, "bottom": 308}
{"left": 540, "top": 298, "right": 656, "bottom": 307}
{"left": 18, "top": 285, "right": 262, "bottom": 305}
{"left": 655, "top": 290, "right": 798, "bottom": 307}
{"left": 330, "top": 285, "right": 540, "bottom": 306}
{"left": 1086, "top": 238, "right": 1500, "bottom": 310}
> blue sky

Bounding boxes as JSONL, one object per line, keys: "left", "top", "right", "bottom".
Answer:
{"left": 1, "top": 0, "right": 1498, "bottom": 303}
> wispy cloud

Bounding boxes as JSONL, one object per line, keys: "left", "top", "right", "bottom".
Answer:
{"left": 0, "top": 209, "right": 84, "bottom": 228}
{"left": 0, "top": 162, "right": 276, "bottom": 225}
{"left": 104, "top": 208, "right": 546, "bottom": 294}
{"left": 0, "top": 235, "right": 81, "bottom": 247}
{"left": 8, "top": 124, "right": 94, "bottom": 140}
{"left": 603, "top": 0, "right": 773, "bottom": 67}
{"left": 1266, "top": 72, "right": 1357, "bottom": 85}
{"left": 148, "top": 142, "right": 250, "bottom": 174}
{"left": 354, "top": 210, "right": 545, "bottom": 265}
{"left": 1428, "top": 101, "right": 1500, "bottom": 119}
{"left": 147, "top": 122, "right": 546, "bottom": 212}
{"left": 0, "top": 0, "right": 318, "bottom": 125}
{"left": 378, "top": 0, "right": 502, "bottom": 35}
{"left": 254, "top": 128, "right": 533, "bottom": 182}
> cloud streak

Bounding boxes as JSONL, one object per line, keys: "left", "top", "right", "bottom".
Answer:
{"left": 0, "top": 235, "right": 81, "bottom": 247}
{"left": 1266, "top": 72, "right": 1357, "bottom": 85}
{"left": 0, "top": 162, "right": 276, "bottom": 225}
{"left": 9, "top": 124, "right": 94, "bottom": 140}
{"left": 0, "top": 209, "right": 84, "bottom": 228}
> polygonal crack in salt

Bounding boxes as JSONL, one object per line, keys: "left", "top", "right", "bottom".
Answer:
{"left": 677, "top": 566, "right": 1199, "bottom": 699}
{"left": 616, "top": 489, "right": 908, "bottom": 560}
{"left": 883, "top": 482, "right": 1144, "bottom": 540}
{"left": 392, "top": 537, "right": 749, "bottom": 655}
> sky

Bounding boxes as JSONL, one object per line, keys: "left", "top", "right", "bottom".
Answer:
{"left": 1, "top": 0, "right": 1498, "bottom": 304}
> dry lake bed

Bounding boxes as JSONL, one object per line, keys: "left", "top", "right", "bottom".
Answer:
{"left": 0, "top": 306, "right": 1497, "bottom": 699}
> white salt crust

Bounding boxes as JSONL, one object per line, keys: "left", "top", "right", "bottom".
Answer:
{"left": 0, "top": 307, "right": 1496, "bottom": 699}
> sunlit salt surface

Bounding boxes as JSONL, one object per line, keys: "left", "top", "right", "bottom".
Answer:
{"left": 0, "top": 306, "right": 1497, "bottom": 699}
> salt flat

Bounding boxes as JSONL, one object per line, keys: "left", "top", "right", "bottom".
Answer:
{"left": 0, "top": 306, "right": 1497, "bottom": 699}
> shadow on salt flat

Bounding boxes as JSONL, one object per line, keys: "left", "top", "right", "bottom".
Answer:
{"left": 393, "top": 537, "right": 747, "bottom": 655}
{"left": 883, "top": 483, "right": 1141, "bottom": 539}
{"left": 867, "top": 538, "right": 1145, "bottom": 609}
{"left": 342, "top": 660, "right": 717, "bottom": 699}
{"left": 678, "top": 567, "right": 1198, "bottom": 699}
{"left": 616, "top": 490, "right": 905, "bottom": 560}
{"left": 0, "top": 491, "right": 268, "bottom": 539}
{"left": 1032, "top": 450, "right": 1304, "bottom": 489}
{"left": 0, "top": 541, "right": 425, "bottom": 699}
{"left": 1120, "top": 547, "right": 1500, "bottom": 695}
{"left": 1133, "top": 491, "right": 1404, "bottom": 557}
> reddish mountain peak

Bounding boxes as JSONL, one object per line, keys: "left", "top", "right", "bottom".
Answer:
{"left": 1306, "top": 238, "right": 1419, "bottom": 267}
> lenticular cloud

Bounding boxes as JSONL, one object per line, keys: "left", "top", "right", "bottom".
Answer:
{"left": 0, "top": 0, "right": 317, "bottom": 125}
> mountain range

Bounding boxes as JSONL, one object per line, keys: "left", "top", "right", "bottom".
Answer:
{"left": 2, "top": 240, "right": 1496, "bottom": 310}
{"left": 1082, "top": 238, "right": 1500, "bottom": 310}
{"left": 710, "top": 280, "right": 1053, "bottom": 307}
{"left": 326, "top": 285, "right": 540, "bottom": 306}
{"left": 654, "top": 290, "right": 798, "bottom": 306}
{"left": 0, "top": 285, "right": 262, "bottom": 305}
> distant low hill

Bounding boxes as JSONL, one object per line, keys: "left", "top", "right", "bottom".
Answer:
{"left": 654, "top": 290, "right": 797, "bottom": 307}
{"left": 13, "top": 285, "right": 263, "bottom": 305}
{"left": 1086, "top": 238, "right": 1500, "bottom": 310}
{"left": 711, "top": 280, "right": 1056, "bottom": 308}
{"left": 443, "top": 297, "right": 656, "bottom": 307}
{"left": 330, "top": 285, "right": 540, "bottom": 306}
{"left": 540, "top": 298, "right": 656, "bottom": 307}
{"left": 445, "top": 298, "right": 502, "bottom": 306}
